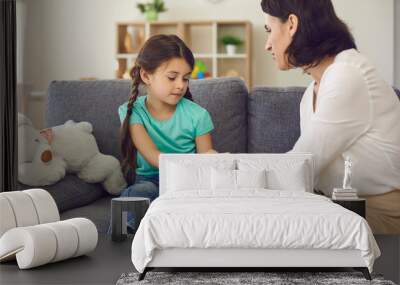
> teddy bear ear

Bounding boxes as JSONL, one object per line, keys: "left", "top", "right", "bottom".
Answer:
{"left": 75, "top": 122, "right": 93, "bottom": 133}
{"left": 18, "top": 113, "right": 33, "bottom": 127}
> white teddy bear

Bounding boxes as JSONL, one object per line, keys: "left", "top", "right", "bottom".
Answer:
{"left": 18, "top": 114, "right": 66, "bottom": 186}
{"left": 18, "top": 113, "right": 127, "bottom": 195}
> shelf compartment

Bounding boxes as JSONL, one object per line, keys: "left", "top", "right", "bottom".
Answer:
{"left": 117, "top": 23, "right": 146, "bottom": 54}
{"left": 217, "top": 58, "right": 247, "bottom": 82}
{"left": 148, "top": 23, "right": 179, "bottom": 38}
{"left": 184, "top": 23, "right": 213, "bottom": 55}
{"left": 217, "top": 22, "right": 248, "bottom": 54}
{"left": 192, "top": 58, "right": 213, "bottom": 80}
{"left": 116, "top": 57, "right": 137, "bottom": 80}
{"left": 116, "top": 58, "right": 127, "bottom": 79}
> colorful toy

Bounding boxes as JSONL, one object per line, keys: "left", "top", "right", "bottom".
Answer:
{"left": 191, "top": 60, "right": 211, "bottom": 79}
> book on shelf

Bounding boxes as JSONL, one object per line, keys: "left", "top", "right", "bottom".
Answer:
{"left": 332, "top": 193, "right": 357, "bottom": 197}
{"left": 333, "top": 188, "right": 357, "bottom": 193}
{"left": 332, "top": 196, "right": 359, "bottom": 200}
{"left": 332, "top": 187, "right": 359, "bottom": 200}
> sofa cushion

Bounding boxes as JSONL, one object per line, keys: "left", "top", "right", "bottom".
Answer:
{"left": 18, "top": 175, "right": 106, "bottom": 212}
{"left": 190, "top": 77, "right": 248, "bottom": 153}
{"left": 46, "top": 80, "right": 132, "bottom": 161}
{"left": 248, "top": 87, "right": 305, "bottom": 153}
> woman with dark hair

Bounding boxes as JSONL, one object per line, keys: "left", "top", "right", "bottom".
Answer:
{"left": 261, "top": 0, "right": 400, "bottom": 234}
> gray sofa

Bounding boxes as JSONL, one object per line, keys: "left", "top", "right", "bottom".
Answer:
{"left": 18, "top": 77, "right": 400, "bottom": 233}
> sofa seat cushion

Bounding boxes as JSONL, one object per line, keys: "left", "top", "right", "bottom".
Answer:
{"left": 18, "top": 174, "right": 106, "bottom": 212}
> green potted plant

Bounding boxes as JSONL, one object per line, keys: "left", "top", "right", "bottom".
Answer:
{"left": 137, "top": 0, "right": 167, "bottom": 22}
{"left": 220, "top": 35, "right": 244, "bottom": 55}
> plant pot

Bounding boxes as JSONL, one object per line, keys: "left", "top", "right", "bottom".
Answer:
{"left": 144, "top": 10, "right": 158, "bottom": 22}
{"left": 225, "top": 44, "right": 237, "bottom": 55}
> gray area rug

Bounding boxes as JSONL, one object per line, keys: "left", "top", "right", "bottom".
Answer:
{"left": 116, "top": 271, "right": 396, "bottom": 285}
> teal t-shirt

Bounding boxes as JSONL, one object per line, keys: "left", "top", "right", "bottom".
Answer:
{"left": 118, "top": 96, "right": 214, "bottom": 176}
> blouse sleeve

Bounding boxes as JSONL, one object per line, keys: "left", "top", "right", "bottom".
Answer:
{"left": 291, "top": 63, "right": 370, "bottom": 180}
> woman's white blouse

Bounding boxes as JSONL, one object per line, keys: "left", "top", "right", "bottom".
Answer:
{"left": 292, "top": 49, "right": 400, "bottom": 196}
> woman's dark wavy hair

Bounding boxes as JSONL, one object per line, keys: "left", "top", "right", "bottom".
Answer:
{"left": 261, "top": 0, "right": 357, "bottom": 68}
{"left": 120, "top": 34, "right": 194, "bottom": 176}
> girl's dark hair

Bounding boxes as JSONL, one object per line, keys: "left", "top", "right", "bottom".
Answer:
{"left": 120, "top": 34, "right": 195, "bottom": 176}
{"left": 261, "top": 0, "right": 357, "bottom": 68}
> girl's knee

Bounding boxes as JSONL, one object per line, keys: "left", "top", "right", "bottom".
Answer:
{"left": 121, "top": 181, "right": 158, "bottom": 198}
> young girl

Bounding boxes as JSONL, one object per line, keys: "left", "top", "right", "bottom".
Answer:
{"left": 118, "top": 34, "right": 216, "bottom": 230}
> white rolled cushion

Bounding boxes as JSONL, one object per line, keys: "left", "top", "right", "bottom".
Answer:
{"left": 211, "top": 168, "right": 236, "bottom": 190}
{"left": 0, "top": 218, "right": 98, "bottom": 269}
{"left": 0, "top": 191, "right": 39, "bottom": 227}
{"left": 167, "top": 160, "right": 235, "bottom": 192}
{"left": 238, "top": 159, "right": 309, "bottom": 192}
{"left": 0, "top": 226, "right": 57, "bottom": 269}
{"left": 42, "top": 221, "right": 79, "bottom": 262}
{"left": 0, "top": 189, "right": 60, "bottom": 238}
{"left": 0, "top": 196, "right": 17, "bottom": 238}
{"left": 23, "top": 189, "right": 60, "bottom": 224}
{"left": 236, "top": 169, "right": 267, "bottom": 189}
{"left": 64, "top": 218, "right": 98, "bottom": 257}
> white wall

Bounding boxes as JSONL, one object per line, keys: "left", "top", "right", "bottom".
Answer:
{"left": 20, "top": 0, "right": 394, "bottom": 91}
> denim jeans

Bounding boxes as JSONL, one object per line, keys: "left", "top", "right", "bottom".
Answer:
{"left": 108, "top": 174, "right": 159, "bottom": 234}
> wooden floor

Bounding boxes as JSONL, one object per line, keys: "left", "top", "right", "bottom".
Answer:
{"left": 0, "top": 235, "right": 134, "bottom": 285}
{"left": 1, "top": 235, "right": 398, "bottom": 285}
{"left": 373, "top": 235, "right": 400, "bottom": 284}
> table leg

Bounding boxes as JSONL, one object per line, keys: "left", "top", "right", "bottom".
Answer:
{"left": 111, "top": 201, "right": 126, "bottom": 242}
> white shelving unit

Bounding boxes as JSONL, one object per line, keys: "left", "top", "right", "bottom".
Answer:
{"left": 116, "top": 20, "right": 252, "bottom": 87}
